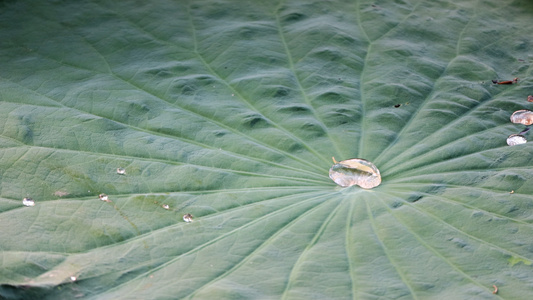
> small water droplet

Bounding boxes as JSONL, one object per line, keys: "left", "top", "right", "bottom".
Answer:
{"left": 22, "top": 197, "right": 35, "bottom": 207}
{"left": 329, "top": 158, "right": 381, "bottom": 189}
{"left": 507, "top": 134, "right": 527, "bottom": 146}
{"left": 162, "top": 204, "right": 169, "bottom": 210}
{"left": 99, "top": 194, "right": 109, "bottom": 201}
{"left": 117, "top": 168, "right": 126, "bottom": 175}
{"left": 70, "top": 276, "right": 77, "bottom": 282}
{"left": 510, "top": 110, "right": 533, "bottom": 125}
{"left": 183, "top": 213, "right": 193, "bottom": 223}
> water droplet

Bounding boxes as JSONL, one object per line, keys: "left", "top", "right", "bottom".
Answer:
{"left": 510, "top": 110, "right": 533, "bottom": 125}
{"left": 70, "top": 276, "right": 77, "bottom": 282}
{"left": 183, "top": 213, "right": 193, "bottom": 223}
{"left": 507, "top": 134, "right": 527, "bottom": 146}
{"left": 22, "top": 197, "right": 35, "bottom": 207}
{"left": 99, "top": 194, "right": 109, "bottom": 201}
{"left": 117, "top": 168, "right": 126, "bottom": 175}
{"left": 329, "top": 158, "right": 381, "bottom": 189}
{"left": 162, "top": 204, "right": 169, "bottom": 210}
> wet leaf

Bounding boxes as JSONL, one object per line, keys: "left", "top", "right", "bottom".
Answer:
{"left": 1, "top": 0, "right": 533, "bottom": 299}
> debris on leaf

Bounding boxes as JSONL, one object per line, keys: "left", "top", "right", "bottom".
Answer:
{"left": 510, "top": 110, "right": 533, "bottom": 125}
{"left": 492, "top": 284, "right": 498, "bottom": 294}
{"left": 117, "top": 168, "right": 126, "bottom": 175}
{"left": 22, "top": 197, "right": 35, "bottom": 207}
{"left": 493, "top": 78, "right": 518, "bottom": 84}
{"left": 506, "top": 134, "right": 527, "bottom": 146}
{"left": 162, "top": 204, "right": 169, "bottom": 210}
{"left": 510, "top": 190, "right": 515, "bottom": 194}
{"left": 519, "top": 127, "right": 531, "bottom": 135}
{"left": 528, "top": 95, "right": 533, "bottom": 102}
{"left": 183, "top": 213, "right": 193, "bottom": 222}
{"left": 329, "top": 157, "right": 381, "bottom": 189}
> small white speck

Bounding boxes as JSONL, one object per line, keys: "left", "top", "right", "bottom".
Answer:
{"left": 162, "top": 204, "right": 169, "bottom": 210}
{"left": 70, "top": 276, "right": 77, "bottom": 282}
{"left": 117, "top": 168, "right": 126, "bottom": 175}
{"left": 99, "top": 194, "right": 109, "bottom": 201}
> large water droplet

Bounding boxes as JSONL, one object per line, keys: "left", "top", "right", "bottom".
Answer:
{"left": 22, "top": 197, "right": 35, "bottom": 207}
{"left": 507, "top": 134, "right": 527, "bottom": 146}
{"left": 329, "top": 158, "right": 381, "bottom": 189}
{"left": 510, "top": 110, "right": 533, "bottom": 125}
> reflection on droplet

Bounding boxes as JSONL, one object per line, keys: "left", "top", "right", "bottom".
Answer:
{"left": 117, "top": 168, "right": 126, "bottom": 175}
{"left": 22, "top": 197, "right": 35, "bottom": 207}
{"left": 507, "top": 134, "right": 527, "bottom": 146}
{"left": 99, "top": 194, "right": 109, "bottom": 201}
{"left": 329, "top": 158, "right": 381, "bottom": 189}
{"left": 162, "top": 204, "right": 169, "bottom": 210}
{"left": 510, "top": 110, "right": 533, "bottom": 125}
{"left": 183, "top": 213, "right": 193, "bottom": 222}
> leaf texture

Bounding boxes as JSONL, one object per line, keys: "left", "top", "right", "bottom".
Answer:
{"left": 1, "top": 0, "right": 533, "bottom": 299}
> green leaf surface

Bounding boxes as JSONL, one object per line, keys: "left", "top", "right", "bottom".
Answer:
{"left": 1, "top": 0, "right": 533, "bottom": 299}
